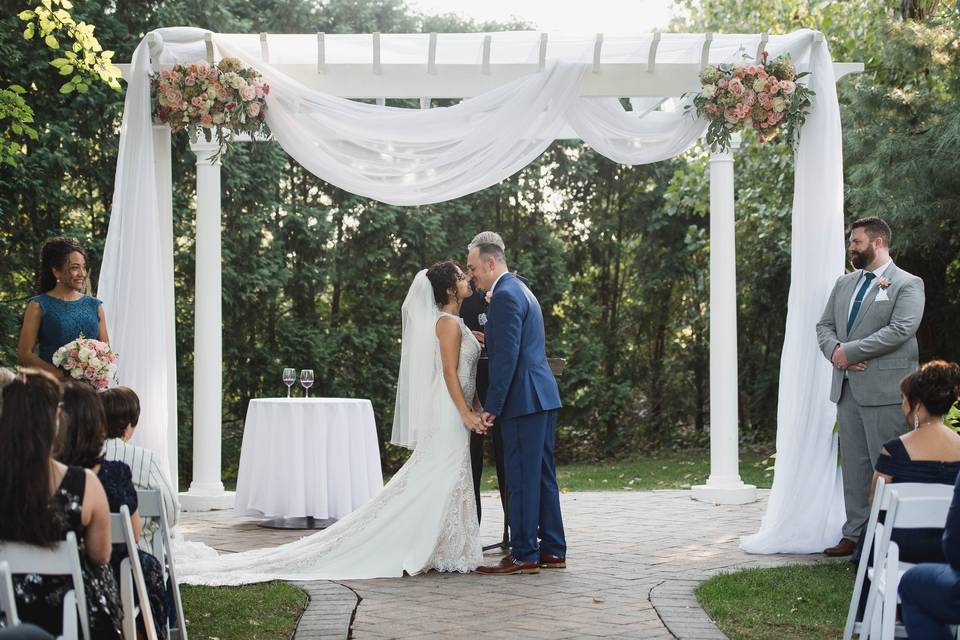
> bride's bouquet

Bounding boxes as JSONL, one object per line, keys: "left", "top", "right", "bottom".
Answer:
{"left": 52, "top": 335, "right": 118, "bottom": 390}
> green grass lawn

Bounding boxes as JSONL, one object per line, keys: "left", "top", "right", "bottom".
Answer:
{"left": 696, "top": 561, "right": 855, "bottom": 640}
{"left": 181, "top": 581, "right": 308, "bottom": 640}
{"left": 480, "top": 448, "right": 775, "bottom": 493}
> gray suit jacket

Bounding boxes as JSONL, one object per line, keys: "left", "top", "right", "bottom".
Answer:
{"left": 816, "top": 261, "right": 924, "bottom": 406}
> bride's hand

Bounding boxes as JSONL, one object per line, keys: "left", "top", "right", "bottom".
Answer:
{"left": 462, "top": 410, "right": 483, "bottom": 434}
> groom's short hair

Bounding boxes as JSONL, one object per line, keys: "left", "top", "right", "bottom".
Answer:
{"left": 475, "top": 243, "right": 506, "bottom": 264}
{"left": 468, "top": 231, "right": 504, "bottom": 252}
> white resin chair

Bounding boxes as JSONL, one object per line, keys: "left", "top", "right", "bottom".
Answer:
{"left": 861, "top": 487, "right": 953, "bottom": 640}
{"left": 111, "top": 505, "right": 157, "bottom": 640}
{"left": 0, "top": 532, "right": 89, "bottom": 639}
{"left": 137, "top": 489, "right": 188, "bottom": 640}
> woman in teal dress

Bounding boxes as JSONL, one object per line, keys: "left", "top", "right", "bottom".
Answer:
{"left": 17, "top": 237, "right": 110, "bottom": 377}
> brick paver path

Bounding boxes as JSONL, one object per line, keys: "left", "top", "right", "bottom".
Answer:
{"left": 179, "top": 490, "right": 822, "bottom": 639}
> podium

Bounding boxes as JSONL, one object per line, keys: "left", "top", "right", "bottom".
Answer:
{"left": 480, "top": 357, "right": 565, "bottom": 552}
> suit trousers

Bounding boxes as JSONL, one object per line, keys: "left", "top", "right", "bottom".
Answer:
{"left": 899, "top": 563, "right": 960, "bottom": 640}
{"left": 836, "top": 380, "right": 908, "bottom": 540}
{"left": 500, "top": 409, "right": 566, "bottom": 563}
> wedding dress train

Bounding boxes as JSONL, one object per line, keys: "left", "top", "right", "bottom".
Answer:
{"left": 177, "top": 279, "right": 482, "bottom": 584}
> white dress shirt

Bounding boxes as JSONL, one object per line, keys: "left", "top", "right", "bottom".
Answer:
{"left": 847, "top": 259, "right": 892, "bottom": 319}
{"left": 488, "top": 270, "right": 509, "bottom": 296}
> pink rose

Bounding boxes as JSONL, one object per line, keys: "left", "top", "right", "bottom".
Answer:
{"left": 758, "top": 69, "right": 768, "bottom": 79}
{"left": 779, "top": 80, "right": 796, "bottom": 95}
{"left": 191, "top": 96, "right": 205, "bottom": 107}
{"left": 200, "top": 114, "right": 214, "bottom": 127}
{"left": 84, "top": 368, "right": 96, "bottom": 380}
{"left": 208, "top": 68, "right": 220, "bottom": 81}
{"left": 239, "top": 85, "right": 256, "bottom": 101}
{"left": 757, "top": 93, "right": 772, "bottom": 109}
{"left": 724, "top": 106, "right": 741, "bottom": 124}
{"left": 184, "top": 74, "right": 196, "bottom": 86}
{"left": 255, "top": 85, "right": 264, "bottom": 98}
{"left": 263, "top": 84, "right": 270, "bottom": 95}
{"left": 218, "top": 89, "right": 231, "bottom": 102}
{"left": 732, "top": 65, "right": 745, "bottom": 79}
{"left": 727, "top": 78, "right": 745, "bottom": 96}
{"left": 246, "top": 102, "right": 261, "bottom": 117}
{"left": 743, "top": 90, "right": 756, "bottom": 106}
{"left": 65, "top": 358, "right": 77, "bottom": 369}
{"left": 160, "top": 70, "right": 171, "bottom": 80}
{"left": 766, "top": 77, "right": 780, "bottom": 95}
{"left": 70, "top": 349, "right": 79, "bottom": 359}
{"left": 718, "top": 78, "right": 729, "bottom": 89}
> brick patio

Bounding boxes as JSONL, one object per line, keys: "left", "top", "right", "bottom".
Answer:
{"left": 178, "top": 490, "right": 823, "bottom": 639}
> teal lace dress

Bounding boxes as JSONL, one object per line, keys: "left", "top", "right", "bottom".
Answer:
{"left": 30, "top": 293, "right": 102, "bottom": 363}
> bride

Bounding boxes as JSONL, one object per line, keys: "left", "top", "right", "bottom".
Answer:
{"left": 178, "top": 262, "right": 484, "bottom": 584}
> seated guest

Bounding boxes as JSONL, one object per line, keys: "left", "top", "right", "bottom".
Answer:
{"left": 853, "top": 360, "right": 960, "bottom": 618}
{"left": 899, "top": 469, "right": 960, "bottom": 640}
{"left": 100, "top": 386, "right": 180, "bottom": 551}
{"left": 58, "top": 382, "right": 168, "bottom": 640}
{"left": 0, "top": 370, "right": 121, "bottom": 638}
{"left": 869, "top": 360, "right": 960, "bottom": 562}
{"left": 16, "top": 237, "right": 110, "bottom": 378}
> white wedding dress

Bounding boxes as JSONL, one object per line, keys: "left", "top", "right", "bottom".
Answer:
{"left": 177, "top": 274, "right": 483, "bottom": 585}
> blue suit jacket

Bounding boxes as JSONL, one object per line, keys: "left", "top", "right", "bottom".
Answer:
{"left": 483, "top": 273, "right": 561, "bottom": 420}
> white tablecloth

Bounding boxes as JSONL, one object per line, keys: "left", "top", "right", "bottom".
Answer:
{"left": 234, "top": 398, "right": 384, "bottom": 519}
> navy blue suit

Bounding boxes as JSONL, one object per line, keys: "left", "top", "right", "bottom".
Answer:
{"left": 898, "top": 470, "right": 960, "bottom": 640}
{"left": 484, "top": 273, "right": 565, "bottom": 562}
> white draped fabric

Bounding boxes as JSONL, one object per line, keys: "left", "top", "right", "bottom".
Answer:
{"left": 100, "top": 28, "right": 845, "bottom": 553}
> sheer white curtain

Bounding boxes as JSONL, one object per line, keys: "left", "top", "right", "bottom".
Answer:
{"left": 101, "top": 28, "right": 845, "bottom": 552}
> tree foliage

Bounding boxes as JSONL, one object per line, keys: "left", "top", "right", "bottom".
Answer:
{"left": 1, "top": 0, "right": 958, "bottom": 483}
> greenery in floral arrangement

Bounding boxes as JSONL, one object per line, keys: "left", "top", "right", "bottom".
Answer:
{"left": 947, "top": 402, "right": 960, "bottom": 433}
{"left": 687, "top": 51, "right": 814, "bottom": 152}
{"left": 151, "top": 57, "right": 270, "bottom": 156}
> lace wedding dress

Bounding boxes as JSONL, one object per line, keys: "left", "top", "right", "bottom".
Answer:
{"left": 177, "top": 284, "right": 483, "bottom": 585}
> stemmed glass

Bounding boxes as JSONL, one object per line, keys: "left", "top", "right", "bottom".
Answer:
{"left": 282, "top": 367, "right": 296, "bottom": 397}
{"left": 300, "top": 369, "right": 314, "bottom": 398}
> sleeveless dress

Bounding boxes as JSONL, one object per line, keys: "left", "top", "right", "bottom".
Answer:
{"left": 30, "top": 293, "right": 102, "bottom": 363}
{"left": 10, "top": 466, "right": 122, "bottom": 638}
{"left": 177, "top": 312, "right": 483, "bottom": 584}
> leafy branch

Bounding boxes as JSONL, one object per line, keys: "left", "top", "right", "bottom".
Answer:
{"left": 18, "top": 0, "right": 122, "bottom": 95}
{"left": 0, "top": 85, "right": 38, "bottom": 167}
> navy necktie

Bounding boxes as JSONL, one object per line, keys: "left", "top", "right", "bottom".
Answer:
{"left": 847, "top": 272, "right": 877, "bottom": 334}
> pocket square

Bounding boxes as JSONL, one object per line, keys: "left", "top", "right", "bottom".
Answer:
{"left": 876, "top": 289, "right": 889, "bottom": 302}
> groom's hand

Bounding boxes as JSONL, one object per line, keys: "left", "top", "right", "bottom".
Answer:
{"left": 831, "top": 343, "right": 850, "bottom": 370}
{"left": 481, "top": 411, "right": 496, "bottom": 428}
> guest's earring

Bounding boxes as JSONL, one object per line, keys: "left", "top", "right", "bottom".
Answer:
{"left": 913, "top": 412, "right": 920, "bottom": 430}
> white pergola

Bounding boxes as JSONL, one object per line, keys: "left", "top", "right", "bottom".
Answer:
{"left": 116, "top": 29, "right": 862, "bottom": 515}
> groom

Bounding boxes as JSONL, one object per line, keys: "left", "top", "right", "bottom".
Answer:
{"left": 468, "top": 238, "right": 566, "bottom": 575}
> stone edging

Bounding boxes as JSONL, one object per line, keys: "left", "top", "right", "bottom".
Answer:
{"left": 649, "top": 577, "right": 728, "bottom": 640}
{"left": 291, "top": 581, "right": 358, "bottom": 639}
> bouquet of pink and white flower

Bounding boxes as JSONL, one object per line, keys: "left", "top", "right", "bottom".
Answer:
{"left": 52, "top": 335, "right": 118, "bottom": 390}
{"left": 688, "top": 51, "right": 814, "bottom": 151}
{"left": 150, "top": 57, "right": 270, "bottom": 153}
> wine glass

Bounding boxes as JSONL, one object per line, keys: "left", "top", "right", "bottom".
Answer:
{"left": 282, "top": 367, "right": 296, "bottom": 397}
{"left": 300, "top": 369, "right": 314, "bottom": 398}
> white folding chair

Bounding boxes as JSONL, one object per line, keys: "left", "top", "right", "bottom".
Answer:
{"left": 0, "top": 560, "right": 20, "bottom": 627}
{"left": 111, "top": 505, "right": 157, "bottom": 640}
{"left": 137, "top": 489, "right": 187, "bottom": 640}
{"left": 0, "top": 532, "right": 90, "bottom": 640}
{"left": 861, "top": 488, "right": 954, "bottom": 640}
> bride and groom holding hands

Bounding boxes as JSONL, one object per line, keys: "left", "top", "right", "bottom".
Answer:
{"left": 179, "top": 231, "right": 565, "bottom": 584}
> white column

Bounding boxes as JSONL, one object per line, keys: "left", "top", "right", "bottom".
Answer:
{"left": 152, "top": 124, "right": 179, "bottom": 492}
{"left": 180, "top": 136, "right": 235, "bottom": 511}
{"left": 692, "top": 134, "right": 757, "bottom": 505}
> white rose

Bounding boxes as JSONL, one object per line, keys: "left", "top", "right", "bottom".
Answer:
{"left": 702, "top": 84, "right": 717, "bottom": 99}
{"left": 88, "top": 356, "right": 101, "bottom": 370}
{"left": 53, "top": 350, "right": 64, "bottom": 366}
{"left": 78, "top": 347, "right": 93, "bottom": 362}
{"left": 71, "top": 367, "right": 84, "bottom": 379}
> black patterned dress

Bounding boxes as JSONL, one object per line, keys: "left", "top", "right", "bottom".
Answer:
{"left": 97, "top": 461, "right": 169, "bottom": 640}
{"left": 11, "top": 465, "right": 122, "bottom": 638}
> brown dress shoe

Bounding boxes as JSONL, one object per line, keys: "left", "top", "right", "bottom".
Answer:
{"left": 823, "top": 538, "right": 857, "bottom": 557}
{"left": 539, "top": 553, "right": 566, "bottom": 569}
{"left": 475, "top": 555, "right": 540, "bottom": 575}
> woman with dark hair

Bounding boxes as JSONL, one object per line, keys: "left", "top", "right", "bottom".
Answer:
{"left": 58, "top": 382, "right": 169, "bottom": 640}
{"left": 101, "top": 386, "right": 180, "bottom": 550}
{"left": 16, "top": 237, "right": 110, "bottom": 377}
{"left": 853, "top": 360, "right": 960, "bottom": 616}
{"left": 0, "top": 369, "right": 121, "bottom": 638}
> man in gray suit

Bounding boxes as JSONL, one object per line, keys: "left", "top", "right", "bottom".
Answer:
{"left": 816, "top": 216, "right": 925, "bottom": 556}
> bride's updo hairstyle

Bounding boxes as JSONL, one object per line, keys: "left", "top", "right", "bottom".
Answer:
{"left": 899, "top": 360, "right": 960, "bottom": 417}
{"left": 426, "top": 261, "right": 461, "bottom": 306}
